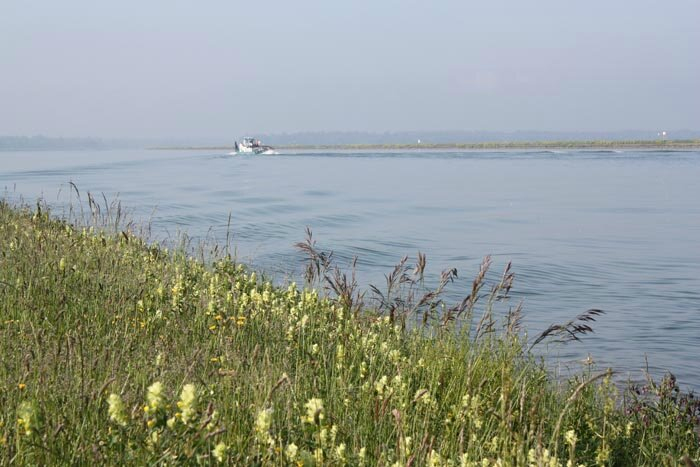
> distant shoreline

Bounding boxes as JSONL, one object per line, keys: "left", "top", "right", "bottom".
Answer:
{"left": 149, "top": 139, "right": 700, "bottom": 151}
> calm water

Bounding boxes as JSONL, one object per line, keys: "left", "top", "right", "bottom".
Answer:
{"left": 2, "top": 148, "right": 699, "bottom": 390}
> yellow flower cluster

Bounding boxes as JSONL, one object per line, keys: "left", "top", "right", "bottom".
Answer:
{"left": 16, "top": 401, "right": 37, "bottom": 436}
{"left": 107, "top": 393, "right": 128, "bottom": 426}
{"left": 255, "top": 407, "right": 274, "bottom": 446}
{"left": 146, "top": 381, "right": 164, "bottom": 412}
{"left": 177, "top": 384, "right": 197, "bottom": 424}
{"left": 212, "top": 442, "right": 227, "bottom": 463}
{"left": 527, "top": 447, "right": 562, "bottom": 467}
{"left": 302, "top": 398, "right": 325, "bottom": 425}
{"left": 285, "top": 442, "right": 299, "bottom": 461}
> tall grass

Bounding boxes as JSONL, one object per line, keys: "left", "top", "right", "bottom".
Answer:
{"left": 0, "top": 200, "right": 698, "bottom": 465}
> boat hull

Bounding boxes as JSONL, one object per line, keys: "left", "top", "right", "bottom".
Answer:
{"left": 230, "top": 138, "right": 276, "bottom": 155}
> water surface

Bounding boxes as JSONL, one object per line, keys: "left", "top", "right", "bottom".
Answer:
{"left": 2, "top": 148, "right": 699, "bottom": 390}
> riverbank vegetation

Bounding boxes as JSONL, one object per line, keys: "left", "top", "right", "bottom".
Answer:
{"left": 276, "top": 139, "right": 700, "bottom": 151}
{"left": 1, "top": 200, "right": 698, "bottom": 465}
{"left": 150, "top": 139, "right": 700, "bottom": 151}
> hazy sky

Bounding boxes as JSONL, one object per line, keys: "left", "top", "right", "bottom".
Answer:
{"left": 1, "top": 0, "right": 698, "bottom": 139}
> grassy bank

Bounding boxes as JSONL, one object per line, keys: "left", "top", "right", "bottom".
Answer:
{"left": 276, "top": 140, "right": 700, "bottom": 151}
{"left": 1, "top": 201, "right": 698, "bottom": 465}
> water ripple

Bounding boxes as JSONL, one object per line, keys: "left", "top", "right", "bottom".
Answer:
{"left": 3, "top": 147, "right": 700, "bottom": 390}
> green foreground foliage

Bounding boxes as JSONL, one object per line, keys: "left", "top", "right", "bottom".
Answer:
{"left": 0, "top": 201, "right": 698, "bottom": 465}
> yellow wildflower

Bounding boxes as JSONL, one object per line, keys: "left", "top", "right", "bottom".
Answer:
{"left": 335, "top": 443, "right": 347, "bottom": 462}
{"left": 177, "top": 384, "right": 197, "bottom": 424}
{"left": 374, "top": 375, "right": 388, "bottom": 396}
{"left": 428, "top": 450, "right": 443, "bottom": 467}
{"left": 285, "top": 443, "right": 299, "bottom": 461}
{"left": 299, "top": 314, "right": 309, "bottom": 328}
{"left": 336, "top": 344, "right": 345, "bottom": 361}
{"left": 302, "top": 398, "right": 324, "bottom": 425}
{"left": 528, "top": 448, "right": 537, "bottom": 464}
{"left": 596, "top": 444, "right": 610, "bottom": 465}
{"left": 212, "top": 442, "right": 227, "bottom": 463}
{"left": 17, "top": 401, "right": 37, "bottom": 436}
{"left": 146, "top": 381, "right": 164, "bottom": 411}
{"left": 389, "top": 349, "right": 401, "bottom": 363}
{"left": 255, "top": 407, "right": 274, "bottom": 445}
{"left": 107, "top": 393, "right": 128, "bottom": 426}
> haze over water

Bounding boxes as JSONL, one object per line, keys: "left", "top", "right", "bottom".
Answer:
{"left": 2, "top": 148, "right": 700, "bottom": 390}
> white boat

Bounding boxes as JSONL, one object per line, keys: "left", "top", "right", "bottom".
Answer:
{"left": 229, "top": 137, "right": 277, "bottom": 155}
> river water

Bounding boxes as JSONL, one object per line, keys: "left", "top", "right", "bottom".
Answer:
{"left": 2, "top": 148, "right": 699, "bottom": 390}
